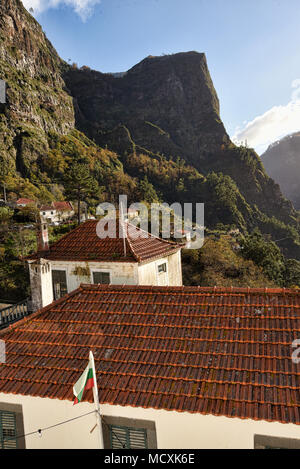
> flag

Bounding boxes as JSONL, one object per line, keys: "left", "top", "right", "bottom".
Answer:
{"left": 73, "top": 357, "right": 95, "bottom": 405}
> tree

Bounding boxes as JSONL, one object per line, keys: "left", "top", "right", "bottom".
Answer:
{"left": 240, "top": 230, "right": 285, "bottom": 284}
{"left": 16, "top": 203, "right": 39, "bottom": 223}
{"left": 64, "top": 163, "right": 98, "bottom": 225}
{"left": 284, "top": 259, "right": 300, "bottom": 288}
{"left": 0, "top": 207, "right": 13, "bottom": 226}
{"left": 137, "top": 176, "right": 159, "bottom": 204}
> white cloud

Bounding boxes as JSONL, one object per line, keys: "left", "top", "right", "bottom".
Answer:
{"left": 22, "top": 0, "right": 101, "bottom": 21}
{"left": 232, "top": 80, "right": 300, "bottom": 155}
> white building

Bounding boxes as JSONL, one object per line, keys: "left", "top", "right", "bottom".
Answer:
{"left": 26, "top": 219, "right": 183, "bottom": 311}
{"left": 40, "top": 201, "right": 74, "bottom": 225}
{"left": 0, "top": 285, "right": 299, "bottom": 449}
{"left": 16, "top": 198, "right": 35, "bottom": 208}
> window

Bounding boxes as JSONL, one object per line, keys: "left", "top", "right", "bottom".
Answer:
{"left": 254, "top": 435, "right": 300, "bottom": 449}
{"left": 52, "top": 270, "right": 68, "bottom": 300}
{"left": 0, "top": 403, "right": 25, "bottom": 449}
{"left": 158, "top": 262, "right": 167, "bottom": 273}
{"left": 102, "top": 416, "right": 157, "bottom": 449}
{"left": 0, "top": 410, "right": 17, "bottom": 449}
{"left": 92, "top": 271, "right": 110, "bottom": 285}
{"left": 109, "top": 425, "right": 147, "bottom": 449}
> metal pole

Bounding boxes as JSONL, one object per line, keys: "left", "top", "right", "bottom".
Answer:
{"left": 120, "top": 203, "right": 127, "bottom": 258}
{"left": 89, "top": 350, "right": 104, "bottom": 449}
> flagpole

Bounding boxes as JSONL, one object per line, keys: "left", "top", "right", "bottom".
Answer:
{"left": 89, "top": 350, "right": 104, "bottom": 449}
{"left": 120, "top": 202, "right": 127, "bottom": 258}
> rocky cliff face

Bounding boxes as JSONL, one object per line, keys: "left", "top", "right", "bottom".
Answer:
{"left": 64, "top": 52, "right": 229, "bottom": 165}
{"left": 0, "top": 0, "right": 74, "bottom": 177}
{"left": 262, "top": 132, "right": 300, "bottom": 209}
{"left": 64, "top": 52, "right": 297, "bottom": 226}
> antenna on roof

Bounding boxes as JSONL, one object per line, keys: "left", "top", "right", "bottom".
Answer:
{"left": 120, "top": 202, "right": 127, "bottom": 258}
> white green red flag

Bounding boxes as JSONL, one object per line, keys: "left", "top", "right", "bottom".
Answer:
{"left": 73, "top": 356, "right": 95, "bottom": 405}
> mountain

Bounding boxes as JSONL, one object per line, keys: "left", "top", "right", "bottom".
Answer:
{"left": 261, "top": 132, "right": 300, "bottom": 209}
{"left": 0, "top": 0, "right": 299, "bottom": 262}
{"left": 64, "top": 52, "right": 228, "bottom": 165}
{"left": 63, "top": 53, "right": 297, "bottom": 225}
{"left": 0, "top": 0, "right": 74, "bottom": 177}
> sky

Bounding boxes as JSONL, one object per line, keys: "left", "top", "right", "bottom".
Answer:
{"left": 21, "top": 0, "right": 300, "bottom": 155}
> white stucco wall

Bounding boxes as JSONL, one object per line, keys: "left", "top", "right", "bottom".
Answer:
{"left": 167, "top": 250, "right": 182, "bottom": 286}
{"left": 49, "top": 260, "right": 139, "bottom": 293}
{"left": 40, "top": 209, "right": 74, "bottom": 224}
{"left": 1, "top": 393, "right": 300, "bottom": 449}
{"left": 137, "top": 251, "right": 182, "bottom": 287}
{"left": 29, "top": 261, "right": 53, "bottom": 311}
{"left": 28, "top": 250, "right": 182, "bottom": 310}
{"left": 138, "top": 258, "right": 167, "bottom": 286}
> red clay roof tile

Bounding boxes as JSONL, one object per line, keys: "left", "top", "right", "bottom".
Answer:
{"left": 26, "top": 219, "right": 181, "bottom": 263}
{"left": 16, "top": 198, "right": 35, "bottom": 205}
{"left": 0, "top": 285, "right": 300, "bottom": 424}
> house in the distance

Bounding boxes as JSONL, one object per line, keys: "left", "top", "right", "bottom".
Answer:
{"left": 26, "top": 219, "right": 183, "bottom": 311}
{"left": 16, "top": 198, "right": 35, "bottom": 208}
{"left": 40, "top": 201, "right": 74, "bottom": 225}
{"left": 0, "top": 285, "right": 299, "bottom": 449}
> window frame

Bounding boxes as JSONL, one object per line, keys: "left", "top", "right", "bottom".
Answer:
{"left": 91, "top": 270, "right": 111, "bottom": 285}
{"left": 101, "top": 415, "right": 157, "bottom": 449}
{"left": 52, "top": 268, "right": 68, "bottom": 300}
{"left": 0, "top": 403, "right": 25, "bottom": 449}
{"left": 109, "top": 424, "right": 148, "bottom": 449}
{"left": 157, "top": 262, "right": 167, "bottom": 274}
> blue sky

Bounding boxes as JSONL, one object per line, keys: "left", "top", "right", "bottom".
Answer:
{"left": 22, "top": 0, "right": 300, "bottom": 154}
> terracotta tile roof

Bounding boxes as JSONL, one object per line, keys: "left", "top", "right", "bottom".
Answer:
{"left": 16, "top": 198, "right": 35, "bottom": 205}
{"left": 0, "top": 285, "right": 300, "bottom": 425}
{"left": 40, "top": 201, "right": 73, "bottom": 212}
{"left": 40, "top": 204, "right": 53, "bottom": 212}
{"left": 26, "top": 219, "right": 181, "bottom": 263}
{"left": 53, "top": 201, "right": 73, "bottom": 211}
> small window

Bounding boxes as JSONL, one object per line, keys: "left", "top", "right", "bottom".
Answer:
{"left": 93, "top": 272, "right": 110, "bottom": 284}
{"left": 158, "top": 263, "right": 167, "bottom": 273}
{"left": 52, "top": 270, "right": 68, "bottom": 300}
{"left": 43, "top": 212, "right": 46, "bottom": 215}
{"left": 0, "top": 410, "right": 17, "bottom": 449}
{"left": 109, "top": 425, "right": 148, "bottom": 449}
{"left": 102, "top": 415, "right": 157, "bottom": 449}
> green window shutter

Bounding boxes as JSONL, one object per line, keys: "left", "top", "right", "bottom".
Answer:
{"left": 0, "top": 411, "right": 17, "bottom": 449}
{"left": 110, "top": 424, "right": 147, "bottom": 449}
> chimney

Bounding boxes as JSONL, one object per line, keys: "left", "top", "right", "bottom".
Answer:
{"left": 37, "top": 219, "right": 49, "bottom": 251}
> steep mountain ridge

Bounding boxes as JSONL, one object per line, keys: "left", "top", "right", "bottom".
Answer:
{"left": 64, "top": 53, "right": 297, "bottom": 227}
{"left": 262, "top": 132, "right": 300, "bottom": 209}
{"left": 64, "top": 52, "right": 228, "bottom": 165}
{"left": 0, "top": 0, "right": 74, "bottom": 179}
